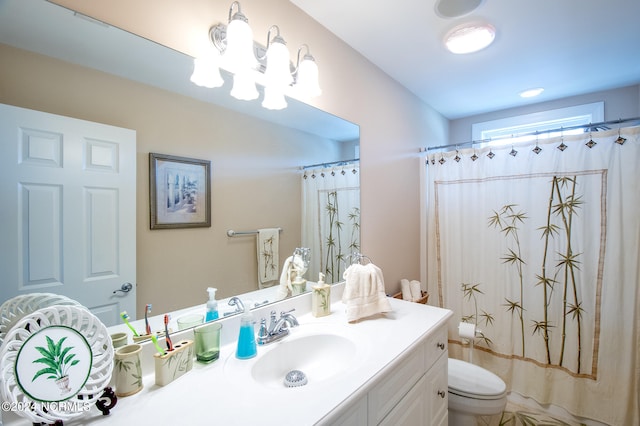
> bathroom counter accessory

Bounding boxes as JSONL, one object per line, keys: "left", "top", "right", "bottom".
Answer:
{"left": 2, "top": 284, "right": 451, "bottom": 426}
{"left": 393, "top": 290, "right": 429, "bottom": 304}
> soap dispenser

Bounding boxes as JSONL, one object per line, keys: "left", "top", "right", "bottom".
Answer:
{"left": 235, "top": 306, "right": 257, "bottom": 359}
{"left": 205, "top": 287, "right": 219, "bottom": 322}
{"left": 312, "top": 272, "right": 331, "bottom": 317}
{"left": 292, "top": 271, "right": 307, "bottom": 296}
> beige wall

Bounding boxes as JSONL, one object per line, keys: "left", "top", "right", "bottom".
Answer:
{"left": 10, "top": 0, "right": 449, "bottom": 315}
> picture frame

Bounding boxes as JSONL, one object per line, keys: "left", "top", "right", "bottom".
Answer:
{"left": 149, "top": 153, "right": 211, "bottom": 229}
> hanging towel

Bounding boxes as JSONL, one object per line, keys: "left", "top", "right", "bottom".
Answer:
{"left": 342, "top": 263, "right": 392, "bottom": 322}
{"left": 257, "top": 228, "right": 279, "bottom": 289}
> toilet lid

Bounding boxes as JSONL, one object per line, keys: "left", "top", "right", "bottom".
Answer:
{"left": 448, "top": 358, "right": 506, "bottom": 398}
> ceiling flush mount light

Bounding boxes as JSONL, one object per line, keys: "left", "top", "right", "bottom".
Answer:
{"left": 190, "top": 1, "right": 321, "bottom": 110}
{"left": 445, "top": 22, "right": 495, "bottom": 54}
{"left": 520, "top": 88, "right": 544, "bottom": 98}
{"left": 435, "top": 0, "right": 484, "bottom": 19}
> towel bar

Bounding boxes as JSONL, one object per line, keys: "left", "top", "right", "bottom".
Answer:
{"left": 227, "top": 227, "right": 282, "bottom": 237}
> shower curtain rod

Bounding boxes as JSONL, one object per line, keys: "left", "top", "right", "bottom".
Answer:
{"left": 301, "top": 158, "right": 359, "bottom": 170}
{"left": 421, "top": 116, "right": 640, "bottom": 152}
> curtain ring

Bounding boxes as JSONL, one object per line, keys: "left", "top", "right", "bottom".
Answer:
{"left": 533, "top": 131, "right": 542, "bottom": 154}
{"left": 615, "top": 121, "right": 627, "bottom": 145}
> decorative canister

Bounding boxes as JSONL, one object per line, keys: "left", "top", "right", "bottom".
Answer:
{"left": 114, "top": 344, "right": 143, "bottom": 397}
{"left": 110, "top": 332, "right": 128, "bottom": 349}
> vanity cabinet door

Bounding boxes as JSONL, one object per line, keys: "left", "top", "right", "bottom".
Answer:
{"left": 331, "top": 395, "right": 368, "bottom": 426}
{"left": 425, "top": 354, "right": 448, "bottom": 425}
{"left": 378, "top": 375, "right": 428, "bottom": 426}
{"left": 367, "top": 344, "right": 425, "bottom": 425}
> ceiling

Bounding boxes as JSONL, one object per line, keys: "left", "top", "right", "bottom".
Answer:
{"left": 291, "top": 0, "right": 640, "bottom": 120}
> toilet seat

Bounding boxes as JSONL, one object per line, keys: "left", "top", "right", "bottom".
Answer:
{"left": 448, "top": 358, "right": 506, "bottom": 400}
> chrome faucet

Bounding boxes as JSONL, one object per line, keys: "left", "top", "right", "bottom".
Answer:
{"left": 257, "top": 309, "right": 299, "bottom": 345}
{"left": 225, "top": 296, "right": 245, "bottom": 317}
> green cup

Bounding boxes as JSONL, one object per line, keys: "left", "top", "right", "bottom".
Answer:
{"left": 177, "top": 313, "right": 204, "bottom": 330}
{"left": 194, "top": 322, "right": 222, "bottom": 363}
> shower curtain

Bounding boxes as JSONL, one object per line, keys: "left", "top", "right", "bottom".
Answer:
{"left": 424, "top": 126, "right": 639, "bottom": 425}
{"left": 302, "top": 163, "right": 360, "bottom": 284}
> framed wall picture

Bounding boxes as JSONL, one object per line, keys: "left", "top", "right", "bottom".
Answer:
{"left": 149, "top": 153, "right": 211, "bottom": 229}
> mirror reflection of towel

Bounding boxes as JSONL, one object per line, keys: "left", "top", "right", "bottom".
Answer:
{"left": 342, "top": 263, "right": 392, "bottom": 322}
{"left": 257, "top": 228, "right": 279, "bottom": 289}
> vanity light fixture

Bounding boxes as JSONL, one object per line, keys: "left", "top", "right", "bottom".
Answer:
{"left": 190, "top": 44, "right": 224, "bottom": 89}
{"left": 293, "top": 45, "right": 322, "bottom": 98}
{"left": 444, "top": 22, "right": 495, "bottom": 54}
{"left": 261, "top": 25, "right": 292, "bottom": 110}
{"left": 190, "top": 1, "right": 321, "bottom": 109}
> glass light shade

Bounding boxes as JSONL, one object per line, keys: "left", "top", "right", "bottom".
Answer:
{"left": 262, "top": 86, "right": 287, "bottom": 110}
{"left": 230, "top": 71, "right": 259, "bottom": 101}
{"left": 445, "top": 23, "right": 495, "bottom": 54}
{"left": 224, "top": 17, "right": 257, "bottom": 74}
{"left": 520, "top": 88, "right": 544, "bottom": 98}
{"left": 295, "top": 55, "right": 321, "bottom": 98}
{"left": 264, "top": 39, "right": 292, "bottom": 88}
{"left": 190, "top": 52, "right": 223, "bottom": 88}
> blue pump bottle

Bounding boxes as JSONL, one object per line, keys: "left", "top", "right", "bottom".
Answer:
{"left": 205, "top": 287, "right": 219, "bottom": 322}
{"left": 235, "top": 306, "right": 257, "bottom": 359}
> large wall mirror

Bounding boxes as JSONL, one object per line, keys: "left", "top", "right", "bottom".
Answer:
{"left": 0, "top": 0, "right": 359, "bottom": 329}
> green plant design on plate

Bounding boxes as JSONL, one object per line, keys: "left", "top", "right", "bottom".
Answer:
{"left": 31, "top": 336, "right": 79, "bottom": 394}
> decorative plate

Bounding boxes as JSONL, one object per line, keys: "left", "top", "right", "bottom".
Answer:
{"left": 0, "top": 305, "right": 114, "bottom": 424}
{"left": 0, "top": 293, "right": 81, "bottom": 347}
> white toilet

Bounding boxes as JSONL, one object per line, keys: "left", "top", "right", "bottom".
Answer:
{"left": 448, "top": 358, "right": 507, "bottom": 426}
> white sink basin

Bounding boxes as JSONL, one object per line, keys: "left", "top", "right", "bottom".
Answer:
{"left": 224, "top": 323, "right": 368, "bottom": 389}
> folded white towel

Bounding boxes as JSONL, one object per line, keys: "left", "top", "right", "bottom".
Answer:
{"left": 400, "top": 279, "right": 412, "bottom": 301}
{"left": 342, "top": 263, "right": 392, "bottom": 322}
{"left": 410, "top": 280, "right": 422, "bottom": 301}
{"left": 257, "top": 228, "right": 279, "bottom": 289}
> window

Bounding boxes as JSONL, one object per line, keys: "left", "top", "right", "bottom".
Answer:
{"left": 472, "top": 102, "right": 604, "bottom": 147}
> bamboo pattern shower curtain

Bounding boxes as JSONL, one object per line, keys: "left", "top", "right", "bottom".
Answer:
{"left": 302, "top": 164, "right": 360, "bottom": 284}
{"left": 424, "top": 126, "right": 639, "bottom": 425}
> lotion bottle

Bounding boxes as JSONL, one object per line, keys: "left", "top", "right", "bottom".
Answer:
{"left": 205, "top": 287, "right": 219, "bottom": 322}
{"left": 235, "top": 307, "right": 257, "bottom": 359}
{"left": 312, "top": 272, "right": 331, "bottom": 317}
{"left": 292, "top": 271, "right": 307, "bottom": 295}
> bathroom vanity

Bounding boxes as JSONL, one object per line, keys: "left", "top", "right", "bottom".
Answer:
{"left": 2, "top": 284, "right": 452, "bottom": 426}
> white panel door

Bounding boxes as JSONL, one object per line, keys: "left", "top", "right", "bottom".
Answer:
{"left": 0, "top": 103, "right": 136, "bottom": 326}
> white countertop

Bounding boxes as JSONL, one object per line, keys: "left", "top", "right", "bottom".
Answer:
{"left": 3, "top": 288, "right": 452, "bottom": 426}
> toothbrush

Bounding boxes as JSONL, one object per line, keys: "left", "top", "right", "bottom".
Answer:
{"left": 164, "top": 314, "right": 173, "bottom": 351}
{"left": 144, "top": 304, "right": 152, "bottom": 335}
{"left": 120, "top": 311, "right": 139, "bottom": 337}
{"left": 150, "top": 333, "right": 166, "bottom": 356}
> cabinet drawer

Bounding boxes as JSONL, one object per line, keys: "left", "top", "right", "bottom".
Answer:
{"left": 368, "top": 344, "right": 425, "bottom": 425}
{"left": 424, "top": 325, "right": 447, "bottom": 370}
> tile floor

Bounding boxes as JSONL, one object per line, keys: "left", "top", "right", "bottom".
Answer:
{"left": 477, "top": 402, "right": 585, "bottom": 426}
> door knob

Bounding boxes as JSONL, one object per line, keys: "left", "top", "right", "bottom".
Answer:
{"left": 113, "top": 282, "right": 133, "bottom": 294}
